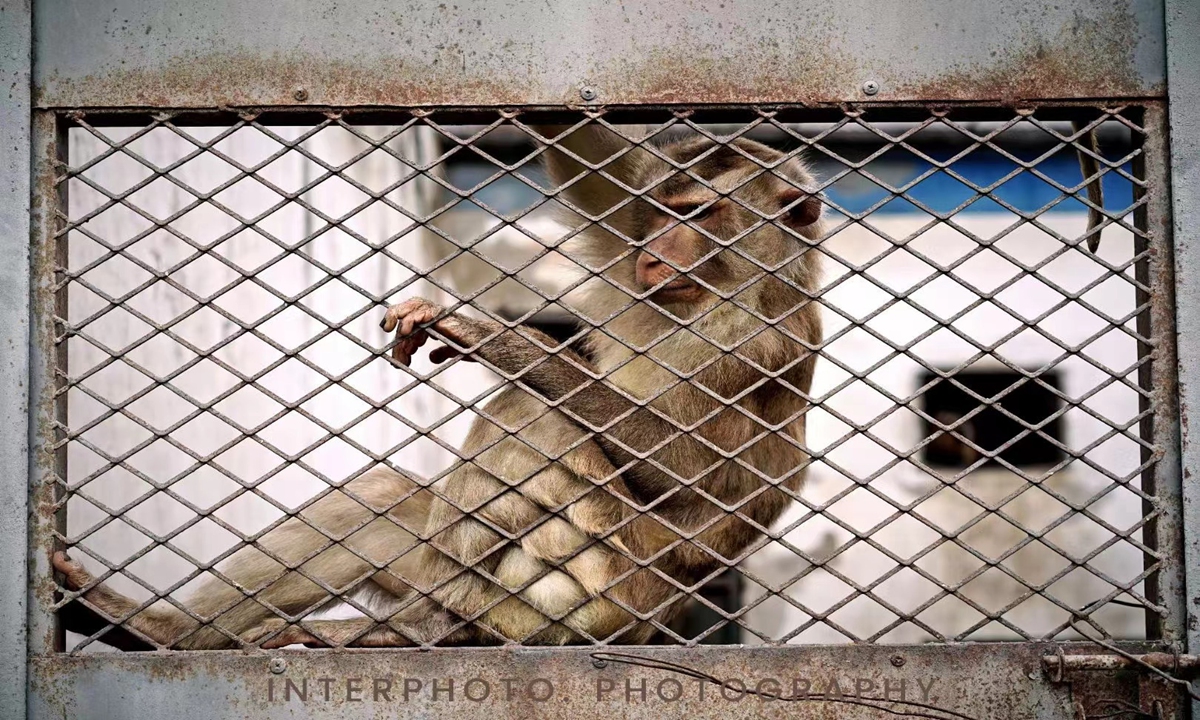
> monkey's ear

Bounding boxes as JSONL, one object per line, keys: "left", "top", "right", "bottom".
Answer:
{"left": 533, "top": 125, "right": 661, "bottom": 218}
{"left": 778, "top": 186, "right": 822, "bottom": 228}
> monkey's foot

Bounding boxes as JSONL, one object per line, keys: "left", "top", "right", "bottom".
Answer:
{"left": 245, "top": 619, "right": 325, "bottom": 649}
{"left": 52, "top": 551, "right": 94, "bottom": 591}
{"left": 249, "top": 618, "right": 414, "bottom": 648}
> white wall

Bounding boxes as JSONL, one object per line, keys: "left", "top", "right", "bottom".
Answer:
{"left": 741, "top": 212, "right": 1146, "bottom": 642}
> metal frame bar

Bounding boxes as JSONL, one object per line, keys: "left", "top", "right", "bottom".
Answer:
{"left": 28, "top": 0, "right": 1166, "bottom": 108}
{"left": 26, "top": 641, "right": 1175, "bottom": 719}
{"left": 1138, "top": 104, "right": 1187, "bottom": 646}
{"left": 0, "top": 1, "right": 33, "bottom": 719}
{"left": 1166, "top": 0, "right": 1200, "bottom": 716}
{"left": 27, "top": 110, "right": 67, "bottom": 661}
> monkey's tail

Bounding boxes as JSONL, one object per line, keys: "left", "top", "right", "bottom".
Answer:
{"left": 1072, "top": 120, "right": 1106, "bottom": 253}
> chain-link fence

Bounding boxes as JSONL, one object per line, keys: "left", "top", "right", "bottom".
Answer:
{"left": 50, "top": 105, "right": 1163, "bottom": 652}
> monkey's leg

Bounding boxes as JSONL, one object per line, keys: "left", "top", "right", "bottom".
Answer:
{"left": 55, "top": 468, "right": 428, "bottom": 649}
{"left": 52, "top": 551, "right": 198, "bottom": 647}
{"left": 247, "top": 617, "right": 415, "bottom": 649}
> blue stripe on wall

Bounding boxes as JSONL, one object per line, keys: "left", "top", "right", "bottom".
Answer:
{"left": 446, "top": 149, "right": 1135, "bottom": 218}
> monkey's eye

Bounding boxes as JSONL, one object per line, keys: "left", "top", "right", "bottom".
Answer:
{"left": 674, "top": 201, "right": 717, "bottom": 222}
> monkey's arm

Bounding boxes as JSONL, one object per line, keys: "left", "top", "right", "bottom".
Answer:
{"left": 382, "top": 299, "right": 678, "bottom": 462}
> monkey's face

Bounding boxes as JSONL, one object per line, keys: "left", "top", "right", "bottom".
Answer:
{"left": 633, "top": 166, "right": 823, "bottom": 311}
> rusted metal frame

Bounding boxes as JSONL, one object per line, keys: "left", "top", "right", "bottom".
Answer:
{"left": 1, "top": 1, "right": 32, "bottom": 717}
{"left": 36, "top": 101, "right": 1164, "bottom": 126}
{"left": 1132, "top": 105, "right": 1186, "bottom": 648}
{"left": 28, "top": 109, "right": 68, "bottom": 660}
{"left": 28, "top": 0, "right": 1166, "bottom": 110}
{"left": 26, "top": 641, "right": 1178, "bottom": 720}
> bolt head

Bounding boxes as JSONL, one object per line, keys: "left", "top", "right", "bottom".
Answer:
{"left": 890, "top": 654, "right": 905, "bottom": 667}
{"left": 269, "top": 658, "right": 287, "bottom": 674}
{"left": 293, "top": 88, "right": 309, "bottom": 102}
{"left": 592, "top": 658, "right": 608, "bottom": 669}
{"left": 862, "top": 80, "right": 880, "bottom": 96}
{"left": 579, "top": 86, "right": 598, "bottom": 102}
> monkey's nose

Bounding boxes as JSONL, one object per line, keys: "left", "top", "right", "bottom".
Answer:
{"left": 635, "top": 251, "right": 673, "bottom": 288}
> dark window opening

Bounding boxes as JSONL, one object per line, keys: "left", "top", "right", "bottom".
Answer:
{"left": 918, "top": 370, "right": 1064, "bottom": 468}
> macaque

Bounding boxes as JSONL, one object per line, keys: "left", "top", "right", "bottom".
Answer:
{"left": 53, "top": 122, "right": 825, "bottom": 649}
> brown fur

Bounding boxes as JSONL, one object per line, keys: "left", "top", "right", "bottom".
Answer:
{"left": 53, "top": 124, "right": 824, "bottom": 649}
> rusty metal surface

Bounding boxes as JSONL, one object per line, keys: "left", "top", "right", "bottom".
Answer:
{"left": 1045, "top": 651, "right": 1200, "bottom": 674}
{"left": 0, "top": 2, "right": 31, "bottom": 718}
{"left": 32, "top": 0, "right": 1165, "bottom": 109}
{"left": 1137, "top": 105, "right": 1186, "bottom": 647}
{"left": 27, "top": 109, "right": 68, "bottom": 660}
{"left": 27, "top": 642, "right": 1179, "bottom": 720}
{"left": 1164, "top": 1, "right": 1200, "bottom": 719}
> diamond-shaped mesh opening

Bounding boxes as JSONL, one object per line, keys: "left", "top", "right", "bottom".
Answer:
{"left": 47, "top": 106, "right": 1164, "bottom": 653}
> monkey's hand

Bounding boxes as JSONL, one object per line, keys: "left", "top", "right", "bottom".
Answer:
{"left": 381, "top": 298, "right": 485, "bottom": 366}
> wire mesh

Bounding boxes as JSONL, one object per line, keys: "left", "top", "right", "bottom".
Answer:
{"left": 48, "top": 105, "right": 1162, "bottom": 651}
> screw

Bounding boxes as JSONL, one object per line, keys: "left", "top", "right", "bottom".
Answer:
{"left": 269, "top": 658, "right": 287, "bottom": 674}
{"left": 580, "top": 86, "right": 598, "bottom": 102}
{"left": 890, "top": 654, "right": 905, "bottom": 667}
{"left": 862, "top": 80, "right": 880, "bottom": 96}
{"left": 293, "top": 88, "right": 309, "bottom": 102}
{"left": 592, "top": 658, "right": 608, "bottom": 669}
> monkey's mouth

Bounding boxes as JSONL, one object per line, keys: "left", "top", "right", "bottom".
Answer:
{"left": 648, "top": 277, "right": 703, "bottom": 303}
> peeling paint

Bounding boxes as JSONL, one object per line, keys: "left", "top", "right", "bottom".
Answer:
{"left": 32, "top": 0, "right": 1164, "bottom": 108}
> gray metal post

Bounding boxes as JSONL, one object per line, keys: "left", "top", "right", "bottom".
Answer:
{"left": 0, "top": 1, "right": 32, "bottom": 718}
{"left": 1166, "top": 0, "right": 1200, "bottom": 715}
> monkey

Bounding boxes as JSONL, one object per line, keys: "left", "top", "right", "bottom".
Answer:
{"left": 52, "top": 122, "right": 826, "bottom": 650}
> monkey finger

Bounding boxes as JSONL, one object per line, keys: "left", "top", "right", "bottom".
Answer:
{"left": 400, "top": 306, "right": 438, "bottom": 338}
{"left": 380, "top": 298, "right": 438, "bottom": 335}
{"left": 394, "top": 343, "right": 422, "bottom": 366}
{"left": 429, "top": 345, "right": 473, "bottom": 364}
{"left": 391, "top": 340, "right": 416, "bottom": 366}
{"left": 392, "top": 330, "right": 433, "bottom": 364}
{"left": 380, "top": 301, "right": 412, "bottom": 333}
